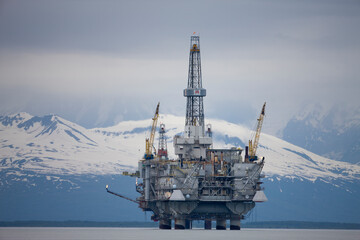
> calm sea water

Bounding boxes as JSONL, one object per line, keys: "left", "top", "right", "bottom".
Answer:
{"left": 0, "top": 228, "right": 359, "bottom": 240}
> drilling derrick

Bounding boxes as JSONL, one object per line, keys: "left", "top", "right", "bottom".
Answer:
{"left": 185, "top": 36, "right": 205, "bottom": 130}
{"left": 157, "top": 123, "right": 168, "bottom": 160}
{"left": 107, "top": 35, "right": 267, "bottom": 231}
{"left": 174, "top": 36, "right": 212, "bottom": 161}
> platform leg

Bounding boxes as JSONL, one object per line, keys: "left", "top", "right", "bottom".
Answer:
{"left": 175, "top": 219, "right": 185, "bottom": 229}
{"left": 216, "top": 218, "right": 226, "bottom": 230}
{"left": 159, "top": 219, "right": 171, "bottom": 229}
{"left": 230, "top": 216, "right": 241, "bottom": 230}
{"left": 185, "top": 219, "right": 192, "bottom": 229}
{"left": 204, "top": 219, "right": 212, "bottom": 230}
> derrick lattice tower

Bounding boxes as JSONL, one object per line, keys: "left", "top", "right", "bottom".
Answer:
{"left": 158, "top": 123, "right": 168, "bottom": 159}
{"left": 175, "top": 35, "right": 212, "bottom": 161}
{"left": 184, "top": 35, "right": 206, "bottom": 136}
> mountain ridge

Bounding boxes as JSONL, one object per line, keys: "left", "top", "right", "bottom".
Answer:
{"left": 1, "top": 112, "right": 359, "bottom": 183}
{"left": 282, "top": 104, "right": 360, "bottom": 164}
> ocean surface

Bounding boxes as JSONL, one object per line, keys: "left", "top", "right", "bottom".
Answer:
{"left": 1, "top": 228, "right": 359, "bottom": 240}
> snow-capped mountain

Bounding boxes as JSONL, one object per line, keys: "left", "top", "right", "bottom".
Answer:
{"left": 282, "top": 104, "right": 360, "bottom": 164}
{"left": 1, "top": 112, "right": 360, "bottom": 223}
{"left": 1, "top": 112, "right": 359, "bottom": 182}
{"left": 0, "top": 112, "right": 136, "bottom": 175}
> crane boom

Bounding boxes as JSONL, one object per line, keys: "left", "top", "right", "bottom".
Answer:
{"left": 145, "top": 102, "right": 160, "bottom": 159}
{"left": 249, "top": 102, "right": 266, "bottom": 161}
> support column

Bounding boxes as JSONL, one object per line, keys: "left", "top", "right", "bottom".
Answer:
{"left": 216, "top": 218, "right": 226, "bottom": 230}
{"left": 204, "top": 219, "right": 212, "bottom": 230}
{"left": 230, "top": 216, "right": 241, "bottom": 230}
{"left": 175, "top": 219, "right": 186, "bottom": 229}
{"left": 185, "top": 219, "right": 192, "bottom": 229}
{"left": 159, "top": 219, "right": 171, "bottom": 229}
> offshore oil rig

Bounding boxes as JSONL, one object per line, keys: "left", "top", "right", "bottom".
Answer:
{"left": 107, "top": 35, "right": 267, "bottom": 230}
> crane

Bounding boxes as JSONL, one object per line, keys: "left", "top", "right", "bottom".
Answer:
{"left": 144, "top": 102, "right": 160, "bottom": 160}
{"left": 248, "top": 102, "right": 266, "bottom": 161}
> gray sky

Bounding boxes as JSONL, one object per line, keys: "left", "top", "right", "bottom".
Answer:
{"left": 1, "top": 0, "right": 359, "bottom": 135}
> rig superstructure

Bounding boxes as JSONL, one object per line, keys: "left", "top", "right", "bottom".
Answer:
{"left": 107, "top": 35, "right": 267, "bottom": 230}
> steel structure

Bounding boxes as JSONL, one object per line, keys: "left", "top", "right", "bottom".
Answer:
{"left": 185, "top": 36, "right": 205, "bottom": 130}
{"left": 157, "top": 123, "right": 168, "bottom": 160}
{"left": 248, "top": 102, "right": 266, "bottom": 162}
{"left": 144, "top": 103, "right": 160, "bottom": 160}
{"left": 107, "top": 35, "right": 267, "bottom": 230}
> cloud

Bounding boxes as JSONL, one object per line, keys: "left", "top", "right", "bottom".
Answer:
{"left": 0, "top": 50, "right": 184, "bottom": 95}
{"left": 0, "top": 0, "right": 359, "bottom": 135}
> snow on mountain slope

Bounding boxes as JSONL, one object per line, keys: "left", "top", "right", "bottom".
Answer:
{"left": 96, "top": 114, "right": 360, "bottom": 182}
{"left": 0, "top": 113, "right": 135, "bottom": 175}
{"left": 1, "top": 113, "right": 360, "bottom": 182}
